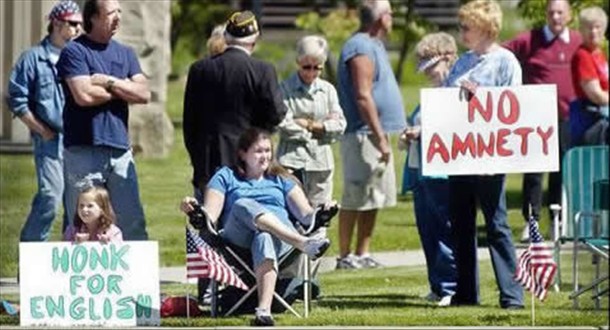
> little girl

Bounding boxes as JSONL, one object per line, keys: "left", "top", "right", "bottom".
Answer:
{"left": 63, "top": 186, "right": 123, "bottom": 243}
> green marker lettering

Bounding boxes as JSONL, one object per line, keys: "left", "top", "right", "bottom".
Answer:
{"left": 107, "top": 275, "right": 123, "bottom": 295}
{"left": 89, "top": 246, "right": 109, "bottom": 271}
{"left": 88, "top": 297, "right": 100, "bottom": 321}
{"left": 136, "top": 295, "right": 152, "bottom": 318}
{"left": 51, "top": 247, "right": 69, "bottom": 273}
{"left": 69, "top": 297, "right": 85, "bottom": 320}
{"left": 30, "top": 296, "right": 44, "bottom": 319}
{"left": 45, "top": 296, "right": 64, "bottom": 318}
{"left": 110, "top": 244, "right": 129, "bottom": 271}
{"left": 116, "top": 297, "right": 134, "bottom": 319}
{"left": 72, "top": 245, "right": 87, "bottom": 273}
{"left": 103, "top": 298, "right": 112, "bottom": 319}
{"left": 69, "top": 275, "right": 85, "bottom": 295}
{"left": 87, "top": 274, "right": 104, "bottom": 295}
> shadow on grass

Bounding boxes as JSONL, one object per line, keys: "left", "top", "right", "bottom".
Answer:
{"left": 318, "top": 293, "right": 429, "bottom": 309}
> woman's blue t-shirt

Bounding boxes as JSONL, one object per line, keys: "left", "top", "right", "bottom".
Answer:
{"left": 207, "top": 166, "right": 296, "bottom": 225}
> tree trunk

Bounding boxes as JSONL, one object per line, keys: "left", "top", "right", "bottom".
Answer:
{"left": 395, "top": 0, "right": 415, "bottom": 84}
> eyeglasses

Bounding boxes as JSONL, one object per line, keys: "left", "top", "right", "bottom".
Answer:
{"left": 64, "top": 21, "right": 81, "bottom": 28}
{"left": 458, "top": 23, "right": 471, "bottom": 32}
{"left": 301, "top": 65, "right": 323, "bottom": 71}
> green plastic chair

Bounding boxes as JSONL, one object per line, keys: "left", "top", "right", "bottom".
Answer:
{"left": 558, "top": 145, "right": 609, "bottom": 309}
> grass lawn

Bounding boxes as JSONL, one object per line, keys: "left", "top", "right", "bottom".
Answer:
{"left": 0, "top": 254, "right": 607, "bottom": 326}
{"left": 1, "top": 73, "right": 559, "bottom": 275}
{"left": 0, "top": 123, "right": 538, "bottom": 275}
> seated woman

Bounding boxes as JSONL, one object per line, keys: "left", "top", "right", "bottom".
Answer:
{"left": 180, "top": 128, "right": 336, "bottom": 327}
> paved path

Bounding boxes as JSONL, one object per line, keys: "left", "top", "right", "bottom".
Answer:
{"left": 0, "top": 247, "right": 500, "bottom": 295}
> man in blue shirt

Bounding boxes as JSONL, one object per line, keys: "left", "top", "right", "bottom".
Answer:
{"left": 57, "top": 0, "right": 151, "bottom": 240}
{"left": 7, "top": 0, "right": 82, "bottom": 242}
{"left": 336, "top": 0, "right": 407, "bottom": 269}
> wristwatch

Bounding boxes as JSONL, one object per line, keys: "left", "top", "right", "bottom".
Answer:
{"left": 105, "top": 79, "right": 115, "bottom": 92}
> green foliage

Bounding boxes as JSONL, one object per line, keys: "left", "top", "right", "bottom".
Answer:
{"left": 170, "top": 0, "right": 231, "bottom": 69}
{"left": 295, "top": 9, "right": 360, "bottom": 60}
{"left": 517, "top": 0, "right": 609, "bottom": 28}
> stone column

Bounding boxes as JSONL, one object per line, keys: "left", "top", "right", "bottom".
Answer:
{"left": 116, "top": 0, "right": 174, "bottom": 158}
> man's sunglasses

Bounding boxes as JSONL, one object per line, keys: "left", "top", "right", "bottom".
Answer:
{"left": 64, "top": 21, "right": 81, "bottom": 28}
{"left": 301, "top": 65, "right": 323, "bottom": 71}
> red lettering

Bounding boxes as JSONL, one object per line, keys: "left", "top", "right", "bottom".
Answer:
{"left": 452, "top": 132, "right": 476, "bottom": 160}
{"left": 468, "top": 91, "right": 493, "bottom": 123}
{"left": 427, "top": 133, "right": 450, "bottom": 163}
{"left": 536, "top": 126, "right": 554, "bottom": 155}
{"left": 496, "top": 129, "right": 513, "bottom": 157}
{"left": 513, "top": 127, "right": 534, "bottom": 156}
{"left": 497, "top": 90, "right": 520, "bottom": 124}
{"left": 476, "top": 132, "right": 495, "bottom": 157}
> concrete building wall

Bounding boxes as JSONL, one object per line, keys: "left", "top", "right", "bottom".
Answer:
{"left": 1, "top": 0, "right": 173, "bottom": 157}
{"left": 1, "top": 0, "right": 54, "bottom": 148}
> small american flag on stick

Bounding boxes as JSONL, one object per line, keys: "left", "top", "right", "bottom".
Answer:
{"left": 514, "top": 215, "right": 557, "bottom": 301}
{"left": 186, "top": 227, "right": 248, "bottom": 291}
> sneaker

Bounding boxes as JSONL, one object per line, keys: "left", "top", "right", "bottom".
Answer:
{"left": 252, "top": 308, "right": 274, "bottom": 326}
{"left": 303, "top": 238, "right": 331, "bottom": 260}
{"left": 424, "top": 291, "right": 440, "bottom": 302}
{"left": 357, "top": 255, "right": 382, "bottom": 268}
{"left": 438, "top": 295, "right": 453, "bottom": 307}
{"left": 303, "top": 204, "right": 339, "bottom": 235}
{"left": 335, "top": 254, "right": 362, "bottom": 269}
{"left": 520, "top": 224, "right": 530, "bottom": 243}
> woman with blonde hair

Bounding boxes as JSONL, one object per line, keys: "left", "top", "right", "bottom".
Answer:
{"left": 570, "top": 6, "right": 608, "bottom": 145}
{"left": 400, "top": 32, "right": 458, "bottom": 307}
{"left": 206, "top": 24, "right": 226, "bottom": 56}
{"left": 443, "top": 0, "right": 524, "bottom": 309}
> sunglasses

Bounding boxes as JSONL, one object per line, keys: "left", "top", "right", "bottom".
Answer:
{"left": 64, "top": 20, "right": 81, "bottom": 28}
{"left": 458, "top": 23, "right": 471, "bottom": 32}
{"left": 301, "top": 65, "right": 323, "bottom": 71}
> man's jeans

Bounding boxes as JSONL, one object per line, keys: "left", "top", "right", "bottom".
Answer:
{"left": 449, "top": 174, "right": 523, "bottom": 308}
{"left": 20, "top": 135, "right": 65, "bottom": 242}
{"left": 63, "top": 146, "right": 148, "bottom": 240}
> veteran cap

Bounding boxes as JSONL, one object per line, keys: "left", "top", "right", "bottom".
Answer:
{"left": 225, "top": 11, "right": 260, "bottom": 44}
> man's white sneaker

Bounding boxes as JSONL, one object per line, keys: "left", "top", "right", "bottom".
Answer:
{"left": 438, "top": 295, "right": 452, "bottom": 307}
{"left": 336, "top": 254, "right": 362, "bottom": 269}
{"left": 357, "top": 255, "right": 383, "bottom": 268}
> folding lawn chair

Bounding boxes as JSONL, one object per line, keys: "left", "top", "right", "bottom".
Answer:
{"left": 555, "top": 145, "right": 609, "bottom": 309}
{"left": 188, "top": 201, "right": 336, "bottom": 318}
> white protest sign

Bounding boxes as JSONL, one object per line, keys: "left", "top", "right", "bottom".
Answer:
{"left": 20, "top": 241, "right": 160, "bottom": 327}
{"left": 420, "top": 85, "right": 559, "bottom": 176}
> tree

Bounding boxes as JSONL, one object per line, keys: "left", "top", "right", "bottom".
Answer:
{"left": 518, "top": 0, "right": 609, "bottom": 28}
{"left": 393, "top": 1, "right": 432, "bottom": 84}
{"left": 295, "top": 2, "right": 433, "bottom": 84}
{"left": 170, "top": 0, "right": 231, "bottom": 59}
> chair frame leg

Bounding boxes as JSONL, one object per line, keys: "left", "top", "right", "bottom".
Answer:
{"left": 221, "top": 246, "right": 306, "bottom": 318}
{"left": 571, "top": 211, "right": 607, "bottom": 309}
{"left": 551, "top": 204, "right": 562, "bottom": 291}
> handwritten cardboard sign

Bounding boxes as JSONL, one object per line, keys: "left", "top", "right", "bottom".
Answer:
{"left": 420, "top": 85, "right": 559, "bottom": 176}
{"left": 20, "top": 241, "right": 160, "bottom": 327}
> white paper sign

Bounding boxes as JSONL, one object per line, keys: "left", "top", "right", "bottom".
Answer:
{"left": 420, "top": 85, "right": 559, "bottom": 176}
{"left": 20, "top": 241, "right": 160, "bottom": 327}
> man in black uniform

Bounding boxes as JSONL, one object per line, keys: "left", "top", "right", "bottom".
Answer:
{"left": 182, "top": 10, "right": 286, "bottom": 305}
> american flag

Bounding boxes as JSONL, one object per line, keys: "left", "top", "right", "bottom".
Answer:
{"left": 514, "top": 216, "right": 557, "bottom": 301}
{"left": 186, "top": 228, "right": 248, "bottom": 291}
